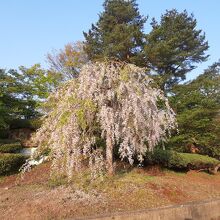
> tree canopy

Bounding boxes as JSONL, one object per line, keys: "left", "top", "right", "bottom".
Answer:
{"left": 0, "top": 65, "right": 62, "bottom": 129}
{"left": 83, "top": 0, "right": 146, "bottom": 66}
{"left": 168, "top": 61, "right": 220, "bottom": 158}
{"left": 47, "top": 41, "right": 88, "bottom": 80}
{"left": 33, "top": 62, "right": 176, "bottom": 178}
{"left": 84, "top": 2, "right": 209, "bottom": 92}
{"left": 145, "top": 9, "right": 209, "bottom": 91}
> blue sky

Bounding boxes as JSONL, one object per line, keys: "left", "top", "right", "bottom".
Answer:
{"left": 0, "top": 0, "right": 220, "bottom": 80}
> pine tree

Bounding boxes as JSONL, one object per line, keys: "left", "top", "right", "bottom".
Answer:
{"left": 145, "top": 9, "right": 209, "bottom": 92}
{"left": 83, "top": 0, "right": 147, "bottom": 66}
{"left": 168, "top": 61, "right": 220, "bottom": 158}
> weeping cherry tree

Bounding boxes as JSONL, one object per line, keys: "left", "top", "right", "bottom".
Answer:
{"left": 33, "top": 61, "right": 176, "bottom": 179}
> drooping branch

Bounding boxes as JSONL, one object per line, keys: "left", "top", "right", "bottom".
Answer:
{"left": 32, "top": 61, "right": 177, "bottom": 179}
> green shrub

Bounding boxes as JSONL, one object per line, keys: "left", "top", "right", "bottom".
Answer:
{"left": 9, "top": 119, "right": 30, "bottom": 129}
{"left": 146, "top": 149, "right": 219, "bottom": 170}
{"left": 169, "top": 152, "right": 219, "bottom": 170}
{"left": 199, "top": 146, "right": 220, "bottom": 160}
{"left": 0, "top": 139, "right": 17, "bottom": 144}
{"left": 0, "top": 129, "right": 9, "bottom": 139}
{"left": 0, "top": 153, "right": 26, "bottom": 175}
{"left": 9, "top": 118, "right": 42, "bottom": 130}
{"left": 0, "top": 143, "right": 22, "bottom": 153}
{"left": 166, "top": 137, "right": 220, "bottom": 160}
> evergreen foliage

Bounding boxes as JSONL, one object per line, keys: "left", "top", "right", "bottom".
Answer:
{"left": 0, "top": 143, "right": 22, "bottom": 153}
{"left": 84, "top": 3, "right": 209, "bottom": 93}
{"left": 83, "top": 0, "right": 147, "bottom": 66}
{"left": 146, "top": 149, "right": 219, "bottom": 171}
{"left": 0, "top": 153, "right": 26, "bottom": 176}
{"left": 167, "top": 61, "right": 220, "bottom": 158}
{"left": 145, "top": 9, "right": 209, "bottom": 91}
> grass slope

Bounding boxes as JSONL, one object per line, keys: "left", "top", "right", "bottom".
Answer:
{"left": 0, "top": 162, "right": 220, "bottom": 220}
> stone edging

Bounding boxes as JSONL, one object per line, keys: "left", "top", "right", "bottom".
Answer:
{"left": 73, "top": 198, "right": 220, "bottom": 220}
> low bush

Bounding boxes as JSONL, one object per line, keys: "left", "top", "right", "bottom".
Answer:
{"left": 0, "top": 139, "right": 17, "bottom": 144}
{"left": 168, "top": 152, "right": 219, "bottom": 170}
{"left": 145, "top": 149, "right": 219, "bottom": 171}
{"left": 0, "top": 129, "right": 9, "bottom": 139}
{"left": 199, "top": 146, "right": 220, "bottom": 161}
{"left": 9, "top": 118, "right": 42, "bottom": 130}
{"left": 0, "top": 153, "right": 26, "bottom": 175}
{"left": 0, "top": 143, "right": 22, "bottom": 153}
{"left": 166, "top": 139, "right": 220, "bottom": 160}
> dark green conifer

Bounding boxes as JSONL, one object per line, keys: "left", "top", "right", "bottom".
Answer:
{"left": 145, "top": 9, "right": 209, "bottom": 92}
{"left": 83, "top": 0, "right": 147, "bottom": 66}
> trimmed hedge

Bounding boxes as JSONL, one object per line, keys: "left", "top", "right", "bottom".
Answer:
{"left": 146, "top": 150, "right": 219, "bottom": 171}
{"left": 0, "top": 153, "right": 26, "bottom": 175}
{"left": 0, "top": 139, "right": 17, "bottom": 144}
{"left": 0, "top": 143, "right": 22, "bottom": 153}
{"left": 0, "top": 129, "right": 9, "bottom": 139}
{"left": 9, "top": 118, "right": 42, "bottom": 130}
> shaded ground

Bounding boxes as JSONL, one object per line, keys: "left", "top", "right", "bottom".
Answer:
{"left": 0, "top": 162, "right": 220, "bottom": 220}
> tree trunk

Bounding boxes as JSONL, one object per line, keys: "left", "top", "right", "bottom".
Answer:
{"left": 106, "top": 135, "right": 114, "bottom": 176}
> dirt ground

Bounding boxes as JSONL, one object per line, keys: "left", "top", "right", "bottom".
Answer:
{"left": 0, "top": 162, "right": 220, "bottom": 220}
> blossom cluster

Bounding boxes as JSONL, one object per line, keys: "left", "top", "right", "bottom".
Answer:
{"left": 32, "top": 62, "right": 177, "bottom": 179}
